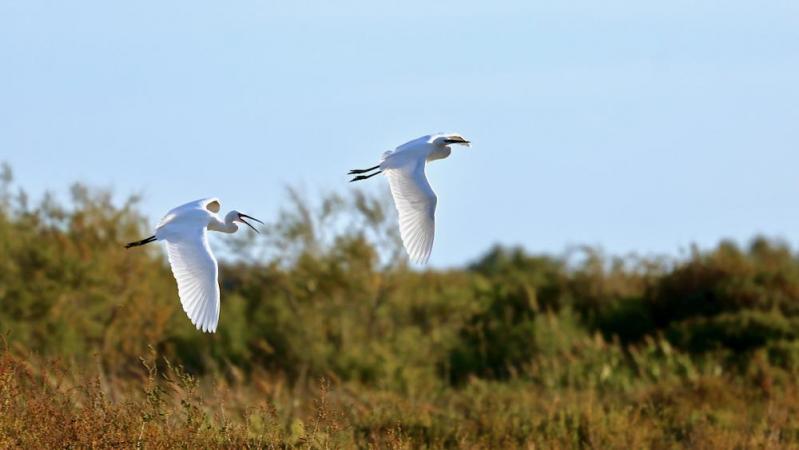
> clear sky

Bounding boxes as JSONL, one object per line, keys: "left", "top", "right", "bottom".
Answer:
{"left": 2, "top": 1, "right": 798, "bottom": 266}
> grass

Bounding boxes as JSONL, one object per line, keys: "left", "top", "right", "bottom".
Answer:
{"left": 4, "top": 344, "right": 799, "bottom": 449}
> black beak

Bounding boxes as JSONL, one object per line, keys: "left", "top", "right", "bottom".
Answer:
{"left": 445, "top": 137, "right": 471, "bottom": 146}
{"left": 237, "top": 213, "right": 264, "bottom": 233}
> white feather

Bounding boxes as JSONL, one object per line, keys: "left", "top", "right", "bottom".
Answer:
{"left": 382, "top": 153, "right": 437, "bottom": 264}
{"left": 131, "top": 197, "right": 260, "bottom": 333}
{"left": 155, "top": 198, "right": 222, "bottom": 333}
{"left": 369, "top": 133, "right": 469, "bottom": 264}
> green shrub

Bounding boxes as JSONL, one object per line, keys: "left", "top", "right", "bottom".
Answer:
{"left": 448, "top": 284, "right": 538, "bottom": 383}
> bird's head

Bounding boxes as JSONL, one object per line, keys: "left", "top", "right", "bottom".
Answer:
{"left": 227, "top": 210, "right": 264, "bottom": 233}
{"left": 434, "top": 133, "right": 471, "bottom": 148}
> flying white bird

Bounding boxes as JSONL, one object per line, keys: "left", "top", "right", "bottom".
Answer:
{"left": 124, "top": 198, "right": 263, "bottom": 333}
{"left": 349, "top": 133, "right": 471, "bottom": 264}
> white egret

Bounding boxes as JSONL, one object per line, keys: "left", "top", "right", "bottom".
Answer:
{"left": 124, "top": 198, "right": 263, "bottom": 333}
{"left": 349, "top": 133, "right": 471, "bottom": 264}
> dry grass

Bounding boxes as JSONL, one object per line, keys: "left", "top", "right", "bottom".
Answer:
{"left": 3, "top": 346, "right": 799, "bottom": 449}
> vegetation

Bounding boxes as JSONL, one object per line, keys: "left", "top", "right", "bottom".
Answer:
{"left": 2, "top": 163, "right": 799, "bottom": 448}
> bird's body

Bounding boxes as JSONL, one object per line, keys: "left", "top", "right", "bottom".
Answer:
{"left": 380, "top": 135, "right": 452, "bottom": 168}
{"left": 125, "top": 198, "right": 262, "bottom": 333}
{"left": 349, "top": 133, "right": 470, "bottom": 264}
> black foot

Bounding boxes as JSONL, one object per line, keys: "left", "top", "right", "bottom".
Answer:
{"left": 350, "top": 171, "right": 382, "bottom": 182}
{"left": 125, "top": 235, "right": 157, "bottom": 249}
{"left": 348, "top": 165, "right": 380, "bottom": 175}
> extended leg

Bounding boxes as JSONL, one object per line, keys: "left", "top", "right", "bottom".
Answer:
{"left": 348, "top": 165, "right": 380, "bottom": 175}
{"left": 350, "top": 170, "right": 382, "bottom": 182}
{"left": 125, "top": 235, "right": 157, "bottom": 249}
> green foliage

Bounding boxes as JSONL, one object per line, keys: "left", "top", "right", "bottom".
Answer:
{"left": 448, "top": 283, "right": 538, "bottom": 382}
{"left": 4, "top": 163, "right": 799, "bottom": 447}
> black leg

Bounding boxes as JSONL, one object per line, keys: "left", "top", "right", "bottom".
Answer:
{"left": 125, "top": 235, "right": 157, "bottom": 249}
{"left": 348, "top": 165, "right": 380, "bottom": 175}
{"left": 350, "top": 170, "right": 382, "bottom": 182}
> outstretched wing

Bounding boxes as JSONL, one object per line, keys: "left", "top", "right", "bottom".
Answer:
{"left": 163, "top": 226, "right": 220, "bottom": 333}
{"left": 384, "top": 158, "right": 437, "bottom": 264}
{"left": 157, "top": 197, "right": 221, "bottom": 229}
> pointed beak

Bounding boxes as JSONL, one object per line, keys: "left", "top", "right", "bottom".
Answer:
{"left": 444, "top": 137, "right": 471, "bottom": 147}
{"left": 237, "top": 213, "right": 264, "bottom": 233}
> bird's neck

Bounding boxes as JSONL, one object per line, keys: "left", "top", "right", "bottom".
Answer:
{"left": 426, "top": 146, "right": 452, "bottom": 162}
{"left": 208, "top": 216, "right": 238, "bottom": 234}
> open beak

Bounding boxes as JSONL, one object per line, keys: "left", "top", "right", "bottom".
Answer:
{"left": 445, "top": 137, "right": 471, "bottom": 147}
{"left": 237, "top": 213, "right": 264, "bottom": 233}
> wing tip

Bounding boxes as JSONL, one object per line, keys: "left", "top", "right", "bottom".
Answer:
{"left": 408, "top": 250, "right": 431, "bottom": 265}
{"left": 180, "top": 297, "right": 219, "bottom": 333}
{"left": 191, "top": 318, "right": 218, "bottom": 333}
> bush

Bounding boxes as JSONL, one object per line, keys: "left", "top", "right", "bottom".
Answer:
{"left": 447, "top": 283, "right": 538, "bottom": 383}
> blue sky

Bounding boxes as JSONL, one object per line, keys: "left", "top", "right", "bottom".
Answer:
{"left": 1, "top": 1, "right": 798, "bottom": 266}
